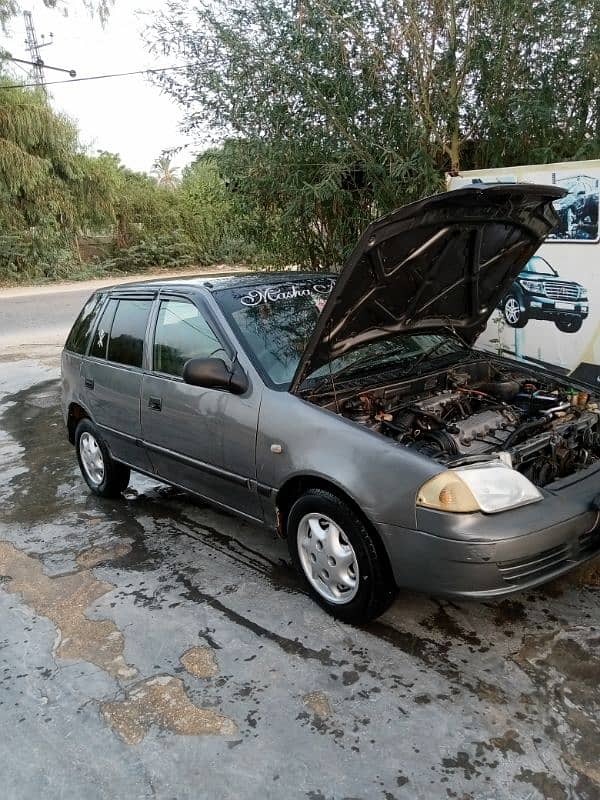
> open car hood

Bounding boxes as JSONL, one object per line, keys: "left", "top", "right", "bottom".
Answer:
{"left": 290, "top": 183, "right": 566, "bottom": 393}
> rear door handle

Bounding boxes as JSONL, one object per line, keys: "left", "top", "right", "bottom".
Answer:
{"left": 84, "top": 377, "right": 94, "bottom": 390}
{"left": 148, "top": 397, "right": 162, "bottom": 411}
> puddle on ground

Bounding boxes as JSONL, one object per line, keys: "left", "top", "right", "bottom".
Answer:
{"left": 0, "top": 541, "right": 137, "bottom": 679}
{"left": 100, "top": 675, "right": 238, "bottom": 744}
{"left": 76, "top": 542, "right": 133, "bottom": 568}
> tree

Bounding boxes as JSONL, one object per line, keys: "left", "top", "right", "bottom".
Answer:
{"left": 149, "top": 0, "right": 600, "bottom": 267}
{"left": 152, "top": 155, "right": 180, "bottom": 189}
{"left": 0, "top": 78, "right": 118, "bottom": 278}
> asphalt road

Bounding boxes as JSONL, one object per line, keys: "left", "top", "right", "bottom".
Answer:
{"left": 0, "top": 284, "right": 93, "bottom": 351}
{"left": 1, "top": 289, "right": 600, "bottom": 799}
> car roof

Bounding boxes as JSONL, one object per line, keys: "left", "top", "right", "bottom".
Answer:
{"left": 98, "top": 270, "right": 333, "bottom": 295}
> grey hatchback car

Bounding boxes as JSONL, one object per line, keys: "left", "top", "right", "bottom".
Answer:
{"left": 62, "top": 184, "right": 600, "bottom": 622}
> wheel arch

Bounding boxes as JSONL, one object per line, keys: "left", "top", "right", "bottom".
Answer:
{"left": 67, "top": 401, "right": 90, "bottom": 444}
{"left": 275, "top": 474, "right": 395, "bottom": 581}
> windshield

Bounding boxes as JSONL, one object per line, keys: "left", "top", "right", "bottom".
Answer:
{"left": 523, "top": 256, "right": 556, "bottom": 276}
{"left": 215, "top": 278, "right": 468, "bottom": 389}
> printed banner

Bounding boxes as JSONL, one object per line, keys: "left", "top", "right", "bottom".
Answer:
{"left": 448, "top": 160, "right": 600, "bottom": 388}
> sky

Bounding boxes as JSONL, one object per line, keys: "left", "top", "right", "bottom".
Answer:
{"left": 0, "top": 0, "right": 193, "bottom": 173}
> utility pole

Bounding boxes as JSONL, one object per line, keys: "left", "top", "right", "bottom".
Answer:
{"left": 23, "top": 11, "right": 52, "bottom": 93}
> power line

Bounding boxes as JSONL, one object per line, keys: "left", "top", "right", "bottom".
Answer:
{"left": 0, "top": 64, "right": 191, "bottom": 91}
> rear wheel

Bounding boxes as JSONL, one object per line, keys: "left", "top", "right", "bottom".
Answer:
{"left": 555, "top": 317, "right": 583, "bottom": 333}
{"left": 503, "top": 295, "right": 527, "bottom": 328}
{"left": 286, "top": 489, "right": 397, "bottom": 623}
{"left": 75, "top": 419, "right": 130, "bottom": 498}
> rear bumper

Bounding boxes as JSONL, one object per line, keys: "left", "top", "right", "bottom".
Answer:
{"left": 377, "top": 466, "right": 600, "bottom": 597}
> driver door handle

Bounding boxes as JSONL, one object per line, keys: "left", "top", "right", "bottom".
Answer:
{"left": 148, "top": 396, "right": 162, "bottom": 411}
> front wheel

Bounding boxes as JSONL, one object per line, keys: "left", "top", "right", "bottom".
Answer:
{"left": 75, "top": 419, "right": 130, "bottom": 498}
{"left": 286, "top": 489, "right": 397, "bottom": 623}
{"left": 555, "top": 317, "right": 583, "bottom": 333}
{"left": 503, "top": 295, "right": 527, "bottom": 328}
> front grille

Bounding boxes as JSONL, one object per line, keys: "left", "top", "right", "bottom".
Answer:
{"left": 545, "top": 282, "right": 579, "bottom": 301}
{"left": 498, "top": 543, "right": 571, "bottom": 585}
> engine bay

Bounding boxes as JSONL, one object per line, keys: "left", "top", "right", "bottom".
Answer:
{"left": 322, "top": 360, "right": 600, "bottom": 487}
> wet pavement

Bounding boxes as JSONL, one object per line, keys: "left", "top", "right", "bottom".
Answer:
{"left": 1, "top": 354, "right": 600, "bottom": 799}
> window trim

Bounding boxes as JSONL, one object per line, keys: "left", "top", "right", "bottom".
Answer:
{"left": 150, "top": 292, "right": 233, "bottom": 381}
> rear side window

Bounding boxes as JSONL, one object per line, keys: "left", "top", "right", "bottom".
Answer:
{"left": 65, "top": 295, "right": 103, "bottom": 354}
{"left": 89, "top": 299, "right": 118, "bottom": 360}
{"left": 153, "top": 298, "right": 226, "bottom": 377}
{"left": 107, "top": 299, "right": 153, "bottom": 368}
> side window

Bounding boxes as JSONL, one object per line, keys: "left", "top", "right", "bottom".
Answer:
{"left": 89, "top": 299, "right": 118, "bottom": 360}
{"left": 153, "top": 298, "right": 227, "bottom": 378}
{"left": 107, "top": 299, "right": 153, "bottom": 368}
{"left": 65, "top": 294, "right": 103, "bottom": 354}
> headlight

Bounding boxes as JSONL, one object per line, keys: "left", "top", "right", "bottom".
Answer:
{"left": 417, "top": 462, "right": 542, "bottom": 514}
{"left": 519, "top": 279, "right": 545, "bottom": 294}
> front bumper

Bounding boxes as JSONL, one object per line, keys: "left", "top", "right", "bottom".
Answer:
{"left": 525, "top": 294, "right": 589, "bottom": 321}
{"left": 377, "top": 465, "right": 600, "bottom": 597}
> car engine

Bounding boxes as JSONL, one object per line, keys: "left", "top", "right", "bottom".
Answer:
{"left": 328, "top": 360, "right": 600, "bottom": 487}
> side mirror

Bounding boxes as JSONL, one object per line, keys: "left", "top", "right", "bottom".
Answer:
{"left": 182, "top": 357, "right": 248, "bottom": 395}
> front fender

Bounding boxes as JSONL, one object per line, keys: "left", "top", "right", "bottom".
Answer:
{"left": 256, "top": 389, "right": 441, "bottom": 528}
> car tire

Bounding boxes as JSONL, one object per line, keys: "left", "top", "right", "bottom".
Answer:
{"left": 502, "top": 295, "right": 527, "bottom": 328}
{"left": 286, "top": 489, "right": 397, "bottom": 623}
{"left": 75, "top": 419, "right": 130, "bottom": 498}
{"left": 555, "top": 318, "right": 583, "bottom": 333}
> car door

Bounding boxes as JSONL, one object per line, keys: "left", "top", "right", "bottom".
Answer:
{"left": 82, "top": 293, "right": 154, "bottom": 472}
{"left": 140, "top": 292, "right": 263, "bottom": 520}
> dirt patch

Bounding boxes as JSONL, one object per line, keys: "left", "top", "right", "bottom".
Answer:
{"left": 515, "top": 768, "right": 567, "bottom": 800}
{"left": 489, "top": 729, "right": 524, "bottom": 756}
{"left": 0, "top": 541, "right": 136, "bottom": 679}
{"left": 180, "top": 646, "right": 219, "bottom": 678}
{"left": 491, "top": 599, "right": 527, "bottom": 627}
{"left": 101, "top": 675, "right": 238, "bottom": 744}
{"left": 574, "top": 560, "right": 600, "bottom": 587}
{"left": 516, "top": 629, "right": 600, "bottom": 688}
{"left": 303, "top": 691, "right": 332, "bottom": 717}
{"left": 76, "top": 542, "right": 133, "bottom": 568}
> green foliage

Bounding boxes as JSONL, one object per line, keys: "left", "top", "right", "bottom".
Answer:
{"left": 0, "top": 79, "right": 108, "bottom": 280}
{"left": 98, "top": 233, "right": 195, "bottom": 274}
{"left": 0, "top": 1, "right": 114, "bottom": 30}
{"left": 149, "top": 0, "right": 600, "bottom": 268}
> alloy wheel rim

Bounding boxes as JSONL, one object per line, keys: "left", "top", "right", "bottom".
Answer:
{"left": 79, "top": 432, "right": 105, "bottom": 486}
{"left": 297, "top": 513, "right": 359, "bottom": 604}
{"left": 505, "top": 298, "right": 521, "bottom": 324}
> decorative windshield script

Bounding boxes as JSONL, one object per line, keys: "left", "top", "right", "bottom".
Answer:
{"left": 240, "top": 280, "right": 334, "bottom": 307}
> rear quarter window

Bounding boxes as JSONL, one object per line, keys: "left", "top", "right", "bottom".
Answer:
{"left": 107, "top": 299, "right": 153, "bottom": 368}
{"left": 64, "top": 294, "right": 103, "bottom": 355}
{"left": 90, "top": 299, "right": 118, "bottom": 360}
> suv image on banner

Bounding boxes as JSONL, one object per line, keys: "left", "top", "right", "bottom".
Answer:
{"left": 499, "top": 255, "right": 589, "bottom": 333}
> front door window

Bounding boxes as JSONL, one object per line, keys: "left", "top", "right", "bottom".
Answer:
{"left": 153, "top": 298, "right": 227, "bottom": 377}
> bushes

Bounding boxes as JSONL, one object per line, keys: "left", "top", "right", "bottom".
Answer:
{"left": 99, "top": 233, "right": 196, "bottom": 274}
